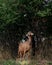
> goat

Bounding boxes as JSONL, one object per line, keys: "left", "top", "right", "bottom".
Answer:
{"left": 18, "top": 31, "right": 34, "bottom": 58}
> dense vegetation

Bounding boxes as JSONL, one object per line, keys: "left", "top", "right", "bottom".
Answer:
{"left": 0, "top": 0, "right": 52, "bottom": 31}
{"left": 0, "top": 0, "right": 52, "bottom": 59}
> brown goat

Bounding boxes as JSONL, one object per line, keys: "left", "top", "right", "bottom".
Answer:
{"left": 18, "top": 31, "right": 34, "bottom": 58}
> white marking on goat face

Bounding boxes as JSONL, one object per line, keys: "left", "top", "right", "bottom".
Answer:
{"left": 22, "top": 39, "right": 25, "bottom": 43}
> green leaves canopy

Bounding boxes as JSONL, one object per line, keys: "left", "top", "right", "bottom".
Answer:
{"left": 0, "top": 0, "right": 52, "bottom": 30}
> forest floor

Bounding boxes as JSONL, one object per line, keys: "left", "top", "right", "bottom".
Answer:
{"left": 0, "top": 58, "right": 52, "bottom": 65}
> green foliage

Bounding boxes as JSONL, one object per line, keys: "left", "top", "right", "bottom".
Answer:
{"left": 0, "top": 60, "right": 52, "bottom": 65}
{"left": 0, "top": 0, "right": 52, "bottom": 30}
{"left": 0, "top": 60, "right": 17, "bottom": 65}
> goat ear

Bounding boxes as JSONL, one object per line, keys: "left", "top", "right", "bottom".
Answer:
{"left": 31, "top": 33, "right": 34, "bottom": 35}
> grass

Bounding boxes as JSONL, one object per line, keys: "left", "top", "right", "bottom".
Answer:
{"left": 0, "top": 59, "right": 52, "bottom": 65}
{"left": 0, "top": 60, "right": 17, "bottom": 65}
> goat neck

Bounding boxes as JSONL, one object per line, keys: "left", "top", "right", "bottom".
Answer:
{"left": 27, "top": 35, "right": 32, "bottom": 43}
